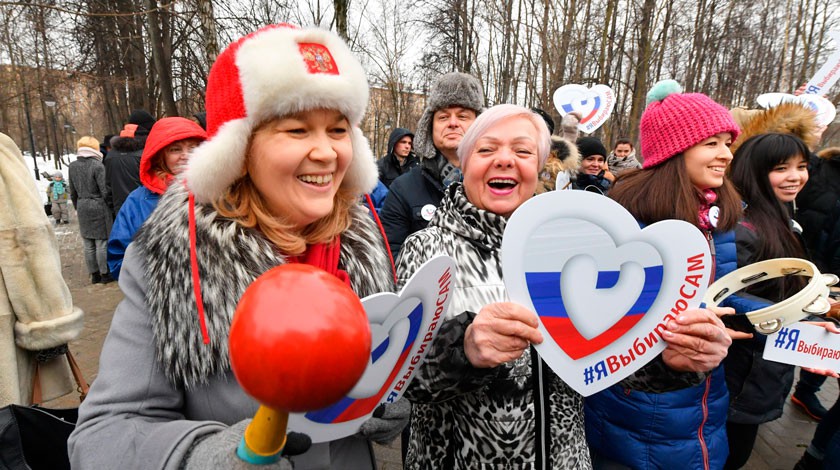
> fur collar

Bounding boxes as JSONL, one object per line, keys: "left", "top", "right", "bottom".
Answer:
{"left": 135, "top": 183, "right": 393, "bottom": 388}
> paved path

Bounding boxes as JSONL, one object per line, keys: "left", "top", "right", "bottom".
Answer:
{"left": 44, "top": 218, "right": 832, "bottom": 469}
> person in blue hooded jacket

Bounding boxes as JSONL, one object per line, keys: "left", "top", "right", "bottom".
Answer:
{"left": 586, "top": 80, "right": 753, "bottom": 470}
{"left": 106, "top": 117, "right": 206, "bottom": 279}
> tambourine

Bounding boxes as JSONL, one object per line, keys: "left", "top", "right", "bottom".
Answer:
{"left": 703, "top": 258, "right": 839, "bottom": 334}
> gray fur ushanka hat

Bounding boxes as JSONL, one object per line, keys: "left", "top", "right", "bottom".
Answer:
{"left": 414, "top": 72, "right": 485, "bottom": 160}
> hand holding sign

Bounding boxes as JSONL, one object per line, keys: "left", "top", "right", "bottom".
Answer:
{"left": 502, "top": 190, "right": 717, "bottom": 396}
{"left": 464, "top": 302, "right": 544, "bottom": 368}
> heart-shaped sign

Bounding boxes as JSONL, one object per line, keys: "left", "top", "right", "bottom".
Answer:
{"left": 502, "top": 191, "right": 712, "bottom": 396}
{"left": 287, "top": 255, "right": 455, "bottom": 442}
{"left": 552, "top": 84, "right": 616, "bottom": 133}
{"left": 756, "top": 92, "right": 837, "bottom": 127}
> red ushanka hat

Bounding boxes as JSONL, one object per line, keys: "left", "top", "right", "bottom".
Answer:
{"left": 184, "top": 24, "right": 378, "bottom": 203}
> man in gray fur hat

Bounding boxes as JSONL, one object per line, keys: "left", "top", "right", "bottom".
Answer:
{"left": 380, "top": 72, "right": 484, "bottom": 257}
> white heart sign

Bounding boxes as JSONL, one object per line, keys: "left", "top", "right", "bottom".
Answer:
{"left": 552, "top": 84, "right": 617, "bottom": 133}
{"left": 502, "top": 191, "right": 712, "bottom": 396}
{"left": 287, "top": 255, "right": 455, "bottom": 442}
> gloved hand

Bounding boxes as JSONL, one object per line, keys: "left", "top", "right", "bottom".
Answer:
{"left": 358, "top": 397, "right": 411, "bottom": 444}
{"left": 183, "top": 419, "right": 311, "bottom": 469}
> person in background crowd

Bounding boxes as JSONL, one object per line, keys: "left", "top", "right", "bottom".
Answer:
{"left": 586, "top": 80, "right": 746, "bottom": 470}
{"left": 107, "top": 117, "right": 206, "bottom": 280}
{"left": 724, "top": 132, "right": 840, "bottom": 469}
{"left": 105, "top": 109, "right": 156, "bottom": 216}
{"left": 100, "top": 134, "right": 115, "bottom": 160}
{"left": 377, "top": 128, "right": 417, "bottom": 188}
{"left": 0, "top": 133, "right": 84, "bottom": 407}
{"left": 606, "top": 137, "right": 640, "bottom": 176}
{"left": 68, "top": 136, "right": 114, "bottom": 285}
{"left": 536, "top": 135, "right": 579, "bottom": 193}
{"left": 573, "top": 136, "right": 613, "bottom": 194}
{"left": 380, "top": 72, "right": 484, "bottom": 258}
{"left": 69, "top": 24, "right": 397, "bottom": 469}
{"left": 731, "top": 101, "right": 832, "bottom": 422}
{"left": 47, "top": 171, "right": 71, "bottom": 224}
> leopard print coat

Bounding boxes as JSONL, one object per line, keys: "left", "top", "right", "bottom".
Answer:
{"left": 398, "top": 184, "right": 592, "bottom": 470}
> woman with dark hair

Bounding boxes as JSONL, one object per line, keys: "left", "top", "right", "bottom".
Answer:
{"left": 586, "top": 80, "right": 747, "bottom": 470}
{"left": 723, "top": 132, "right": 839, "bottom": 469}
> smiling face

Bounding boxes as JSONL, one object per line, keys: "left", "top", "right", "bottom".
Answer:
{"left": 614, "top": 143, "right": 632, "bottom": 158}
{"left": 432, "top": 106, "right": 477, "bottom": 162}
{"left": 683, "top": 132, "right": 734, "bottom": 190}
{"left": 163, "top": 138, "right": 202, "bottom": 175}
{"left": 581, "top": 155, "right": 606, "bottom": 175}
{"left": 462, "top": 116, "right": 539, "bottom": 217}
{"left": 768, "top": 153, "right": 809, "bottom": 203}
{"left": 247, "top": 109, "right": 353, "bottom": 230}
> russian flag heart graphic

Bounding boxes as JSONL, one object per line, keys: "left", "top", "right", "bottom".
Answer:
{"left": 552, "top": 84, "right": 616, "bottom": 134}
{"left": 288, "top": 255, "right": 456, "bottom": 442}
{"left": 502, "top": 191, "right": 711, "bottom": 396}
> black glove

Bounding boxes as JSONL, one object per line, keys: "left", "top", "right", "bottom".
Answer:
{"left": 183, "top": 419, "right": 311, "bottom": 469}
{"left": 358, "top": 398, "right": 411, "bottom": 444}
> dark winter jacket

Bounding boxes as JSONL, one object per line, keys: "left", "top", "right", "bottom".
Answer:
{"left": 586, "top": 230, "right": 748, "bottom": 470}
{"left": 573, "top": 172, "right": 611, "bottom": 195}
{"left": 380, "top": 153, "right": 450, "bottom": 258}
{"left": 399, "top": 184, "right": 592, "bottom": 469}
{"left": 722, "top": 220, "right": 801, "bottom": 425}
{"left": 104, "top": 136, "right": 144, "bottom": 215}
{"left": 68, "top": 156, "right": 112, "bottom": 239}
{"left": 69, "top": 181, "right": 394, "bottom": 469}
{"left": 797, "top": 147, "right": 840, "bottom": 276}
{"left": 377, "top": 128, "right": 418, "bottom": 188}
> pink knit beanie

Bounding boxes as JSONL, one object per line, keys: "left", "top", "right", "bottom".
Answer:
{"left": 639, "top": 80, "right": 740, "bottom": 168}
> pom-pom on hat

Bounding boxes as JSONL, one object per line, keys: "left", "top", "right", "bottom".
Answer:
{"left": 640, "top": 80, "right": 740, "bottom": 168}
{"left": 185, "top": 24, "right": 378, "bottom": 203}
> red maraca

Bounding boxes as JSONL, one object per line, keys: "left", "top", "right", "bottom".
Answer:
{"left": 229, "top": 264, "right": 371, "bottom": 463}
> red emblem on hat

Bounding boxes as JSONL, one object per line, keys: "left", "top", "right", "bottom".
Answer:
{"left": 298, "top": 43, "right": 339, "bottom": 75}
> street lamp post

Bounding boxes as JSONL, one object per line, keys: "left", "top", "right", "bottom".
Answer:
{"left": 44, "top": 98, "right": 62, "bottom": 170}
{"left": 22, "top": 90, "right": 39, "bottom": 180}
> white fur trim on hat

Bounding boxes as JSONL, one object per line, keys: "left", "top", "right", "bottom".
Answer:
{"left": 185, "top": 24, "right": 378, "bottom": 203}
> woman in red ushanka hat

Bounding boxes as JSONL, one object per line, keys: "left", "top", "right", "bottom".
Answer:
{"left": 69, "top": 25, "right": 395, "bottom": 469}
{"left": 106, "top": 117, "right": 206, "bottom": 280}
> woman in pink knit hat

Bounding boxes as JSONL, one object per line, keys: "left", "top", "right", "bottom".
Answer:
{"left": 585, "top": 80, "right": 753, "bottom": 470}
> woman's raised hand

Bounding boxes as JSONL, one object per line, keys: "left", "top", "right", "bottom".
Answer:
{"left": 464, "top": 302, "right": 544, "bottom": 368}
{"left": 661, "top": 307, "right": 733, "bottom": 372}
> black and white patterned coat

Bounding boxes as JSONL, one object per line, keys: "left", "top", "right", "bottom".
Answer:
{"left": 69, "top": 182, "right": 394, "bottom": 469}
{"left": 398, "top": 184, "right": 592, "bottom": 470}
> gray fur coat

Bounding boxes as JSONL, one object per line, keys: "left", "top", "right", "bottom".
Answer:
{"left": 69, "top": 182, "right": 394, "bottom": 469}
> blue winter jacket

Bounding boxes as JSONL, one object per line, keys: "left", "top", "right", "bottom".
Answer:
{"left": 107, "top": 186, "right": 160, "bottom": 279}
{"left": 585, "top": 230, "right": 765, "bottom": 470}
